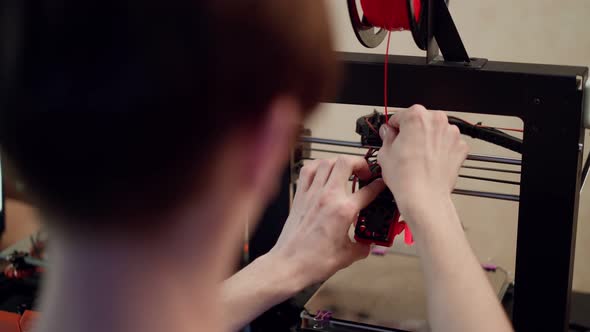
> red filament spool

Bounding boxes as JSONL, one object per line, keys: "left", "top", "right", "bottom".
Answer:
{"left": 360, "top": 0, "right": 422, "bottom": 31}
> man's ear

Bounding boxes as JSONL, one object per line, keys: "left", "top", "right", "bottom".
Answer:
{"left": 244, "top": 96, "right": 302, "bottom": 201}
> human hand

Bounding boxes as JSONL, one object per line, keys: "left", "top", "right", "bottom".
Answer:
{"left": 268, "top": 157, "right": 385, "bottom": 287}
{"left": 377, "top": 105, "right": 469, "bottom": 226}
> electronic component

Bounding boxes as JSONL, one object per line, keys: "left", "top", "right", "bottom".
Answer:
{"left": 355, "top": 111, "right": 386, "bottom": 147}
{"left": 353, "top": 164, "right": 399, "bottom": 247}
{"left": 353, "top": 110, "right": 524, "bottom": 247}
{"left": 0, "top": 234, "right": 45, "bottom": 316}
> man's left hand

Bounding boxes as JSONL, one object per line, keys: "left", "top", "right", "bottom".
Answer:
{"left": 268, "top": 156, "right": 385, "bottom": 287}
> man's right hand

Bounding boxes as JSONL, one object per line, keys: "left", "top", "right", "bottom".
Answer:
{"left": 378, "top": 105, "right": 514, "bottom": 332}
{"left": 377, "top": 105, "right": 469, "bottom": 226}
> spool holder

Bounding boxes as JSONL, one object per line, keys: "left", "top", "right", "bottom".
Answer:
{"left": 347, "top": 0, "right": 388, "bottom": 49}
{"left": 348, "top": 0, "right": 484, "bottom": 66}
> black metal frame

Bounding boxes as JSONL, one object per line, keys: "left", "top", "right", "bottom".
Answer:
{"left": 336, "top": 52, "right": 587, "bottom": 332}
{"left": 250, "top": 53, "right": 588, "bottom": 332}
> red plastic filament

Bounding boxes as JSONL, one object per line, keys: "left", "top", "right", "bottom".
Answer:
{"left": 360, "top": 0, "right": 422, "bottom": 31}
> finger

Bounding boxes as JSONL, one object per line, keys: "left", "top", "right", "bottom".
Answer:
{"left": 448, "top": 124, "right": 461, "bottom": 137}
{"left": 433, "top": 110, "right": 449, "bottom": 126}
{"left": 327, "top": 156, "right": 372, "bottom": 188}
{"left": 456, "top": 139, "right": 470, "bottom": 163}
{"left": 352, "top": 178, "right": 386, "bottom": 209}
{"left": 379, "top": 124, "right": 398, "bottom": 147}
{"left": 309, "top": 159, "right": 336, "bottom": 190}
{"left": 389, "top": 108, "right": 407, "bottom": 129}
{"left": 297, "top": 160, "right": 321, "bottom": 192}
{"left": 390, "top": 104, "right": 427, "bottom": 130}
{"left": 350, "top": 242, "right": 371, "bottom": 261}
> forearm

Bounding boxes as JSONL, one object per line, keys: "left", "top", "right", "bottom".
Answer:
{"left": 220, "top": 253, "right": 305, "bottom": 332}
{"left": 408, "top": 197, "right": 513, "bottom": 332}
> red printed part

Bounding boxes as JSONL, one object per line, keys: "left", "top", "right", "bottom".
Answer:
{"left": 393, "top": 220, "right": 414, "bottom": 245}
{"left": 354, "top": 211, "right": 397, "bottom": 247}
{"left": 0, "top": 311, "right": 21, "bottom": 332}
{"left": 354, "top": 211, "right": 414, "bottom": 247}
{"left": 355, "top": 234, "right": 395, "bottom": 247}
{"left": 403, "top": 222, "right": 414, "bottom": 245}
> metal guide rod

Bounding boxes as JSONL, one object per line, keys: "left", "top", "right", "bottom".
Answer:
{"left": 300, "top": 311, "right": 397, "bottom": 332}
{"left": 467, "top": 154, "right": 521, "bottom": 166}
{"left": 307, "top": 148, "right": 521, "bottom": 175}
{"left": 304, "top": 158, "right": 519, "bottom": 186}
{"left": 301, "top": 157, "right": 519, "bottom": 201}
{"left": 307, "top": 148, "right": 368, "bottom": 158}
{"left": 462, "top": 165, "right": 521, "bottom": 175}
{"left": 458, "top": 174, "right": 520, "bottom": 186}
{"left": 300, "top": 137, "right": 522, "bottom": 166}
{"left": 301, "top": 137, "right": 365, "bottom": 148}
{"left": 453, "top": 189, "right": 519, "bottom": 202}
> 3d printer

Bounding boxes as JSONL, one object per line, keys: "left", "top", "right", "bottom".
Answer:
{"left": 248, "top": 0, "right": 590, "bottom": 331}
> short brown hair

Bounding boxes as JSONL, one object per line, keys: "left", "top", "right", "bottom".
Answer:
{"left": 0, "top": 0, "right": 337, "bottom": 231}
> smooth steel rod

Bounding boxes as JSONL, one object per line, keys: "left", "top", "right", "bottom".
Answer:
{"left": 452, "top": 189, "right": 520, "bottom": 202}
{"left": 301, "top": 137, "right": 522, "bottom": 166}
{"left": 462, "top": 165, "right": 521, "bottom": 175}
{"left": 308, "top": 148, "right": 367, "bottom": 157}
{"left": 301, "top": 137, "right": 364, "bottom": 148}
{"left": 308, "top": 148, "right": 521, "bottom": 175}
{"left": 303, "top": 158, "right": 520, "bottom": 186}
{"left": 466, "top": 154, "right": 522, "bottom": 166}
{"left": 459, "top": 174, "right": 520, "bottom": 186}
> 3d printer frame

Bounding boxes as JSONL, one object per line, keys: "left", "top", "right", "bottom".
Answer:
{"left": 249, "top": 0, "right": 588, "bottom": 331}
{"left": 250, "top": 53, "right": 588, "bottom": 332}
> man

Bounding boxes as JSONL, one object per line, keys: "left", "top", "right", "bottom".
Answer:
{"left": 0, "top": 0, "right": 512, "bottom": 331}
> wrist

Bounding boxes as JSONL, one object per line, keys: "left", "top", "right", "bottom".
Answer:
{"left": 257, "top": 252, "right": 307, "bottom": 296}
{"left": 400, "top": 193, "right": 455, "bottom": 228}
{"left": 401, "top": 194, "right": 468, "bottom": 255}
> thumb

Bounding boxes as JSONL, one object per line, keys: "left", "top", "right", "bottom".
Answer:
{"left": 350, "top": 242, "right": 371, "bottom": 262}
{"left": 353, "top": 178, "right": 386, "bottom": 210}
{"left": 379, "top": 124, "right": 397, "bottom": 147}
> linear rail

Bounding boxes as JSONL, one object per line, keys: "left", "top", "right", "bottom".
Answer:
{"left": 300, "top": 137, "right": 522, "bottom": 166}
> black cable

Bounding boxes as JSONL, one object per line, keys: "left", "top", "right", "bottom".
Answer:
{"left": 448, "top": 116, "right": 523, "bottom": 154}
{"left": 356, "top": 111, "right": 523, "bottom": 154}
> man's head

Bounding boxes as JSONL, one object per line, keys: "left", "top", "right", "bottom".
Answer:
{"left": 0, "top": 0, "right": 337, "bottom": 235}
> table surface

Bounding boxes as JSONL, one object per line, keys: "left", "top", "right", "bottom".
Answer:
{"left": 305, "top": 253, "right": 509, "bottom": 332}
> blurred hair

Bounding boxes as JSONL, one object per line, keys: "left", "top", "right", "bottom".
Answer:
{"left": 0, "top": 0, "right": 338, "bottom": 231}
